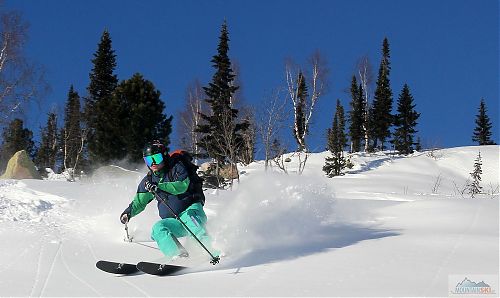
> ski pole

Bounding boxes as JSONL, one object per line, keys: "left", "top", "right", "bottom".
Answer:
{"left": 124, "top": 224, "right": 160, "bottom": 250}
{"left": 152, "top": 190, "right": 220, "bottom": 265}
{"left": 124, "top": 222, "right": 133, "bottom": 242}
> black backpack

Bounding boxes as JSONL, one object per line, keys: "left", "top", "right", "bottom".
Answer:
{"left": 168, "top": 150, "right": 206, "bottom": 205}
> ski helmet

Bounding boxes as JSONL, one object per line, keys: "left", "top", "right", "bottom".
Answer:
{"left": 142, "top": 140, "right": 166, "bottom": 157}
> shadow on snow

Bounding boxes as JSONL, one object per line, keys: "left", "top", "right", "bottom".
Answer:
{"left": 219, "top": 222, "right": 400, "bottom": 271}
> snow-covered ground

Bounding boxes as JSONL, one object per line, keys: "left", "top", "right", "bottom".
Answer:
{"left": 0, "top": 146, "right": 498, "bottom": 296}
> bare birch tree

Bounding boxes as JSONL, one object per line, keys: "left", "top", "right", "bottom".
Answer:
{"left": 239, "top": 106, "right": 256, "bottom": 165}
{"left": 61, "top": 126, "right": 87, "bottom": 181}
{"left": 231, "top": 61, "right": 256, "bottom": 165}
{"left": 213, "top": 103, "right": 247, "bottom": 188}
{"left": 285, "top": 50, "right": 328, "bottom": 173}
{"left": 256, "top": 88, "right": 288, "bottom": 170}
{"left": 0, "top": 9, "right": 48, "bottom": 128}
{"left": 230, "top": 60, "right": 244, "bottom": 110}
{"left": 178, "top": 80, "right": 206, "bottom": 162}
{"left": 356, "top": 55, "right": 374, "bottom": 152}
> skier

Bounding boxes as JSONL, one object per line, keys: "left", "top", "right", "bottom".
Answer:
{"left": 120, "top": 141, "right": 216, "bottom": 260}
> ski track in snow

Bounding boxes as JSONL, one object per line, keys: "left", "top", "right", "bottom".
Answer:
{"left": 424, "top": 202, "right": 482, "bottom": 296}
{"left": 28, "top": 237, "right": 60, "bottom": 297}
{"left": 0, "top": 238, "right": 34, "bottom": 276}
{"left": 28, "top": 240, "right": 45, "bottom": 297}
{"left": 39, "top": 240, "right": 62, "bottom": 297}
{"left": 112, "top": 271, "right": 151, "bottom": 297}
{"left": 240, "top": 264, "right": 277, "bottom": 295}
{"left": 59, "top": 243, "right": 104, "bottom": 296}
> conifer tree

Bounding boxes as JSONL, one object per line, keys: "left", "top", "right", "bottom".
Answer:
{"left": 0, "top": 118, "right": 35, "bottom": 172}
{"left": 196, "top": 21, "right": 248, "bottom": 169}
{"left": 359, "top": 84, "right": 369, "bottom": 150}
{"left": 468, "top": 151, "right": 483, "bottom": 198}
{"left": 324, "top": 100, "right": 347, "bottom": 177}
{"left": 270, "top": 138, "right": 285, "bottom": 160}
{"left": 62, "top": 85, "right": 83, "bottom": 172}
{"left": 472, "top": 99, "right": 496, "bottom": 145}
{"left": 336, "top": 99, "right": 347, "bottom": 152}
{"left": 35, "top": 112, "right": 58, "bottom": 171}
{"left": 392, "top": 84, "right": 420, "bottom": 155}
{"left": 111, "top": 73, "right": 172, "bottom": 164}
{"left": 239, "top": 111, "right": 256, "bottom": 165}
{"left": 293, "top": 72, "right": 308, "bottom": 151}
{"left": 415, "top": 137, "right": 422, "bottom": 151}
{"left": 371, "top": 37, "right": 393, "bottom": 150}
{"left": 84, "top": 30, "right": 118, "bottom": 165}
{"left": 348, "top": 75, "right": 364, "bottom": 152}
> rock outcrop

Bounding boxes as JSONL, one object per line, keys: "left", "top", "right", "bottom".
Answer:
{"left": 1, "top": 150, "right": 41, "bottom": 180}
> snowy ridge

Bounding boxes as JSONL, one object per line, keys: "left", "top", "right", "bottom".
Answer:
{"left": 0, "top": 145, "right": 498, "bottom": 296}
{"left": 0, "top": 180, "right": 68, "bottom": 223}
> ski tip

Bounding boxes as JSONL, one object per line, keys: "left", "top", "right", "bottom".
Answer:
{"left": 96, "top": 260, "right": 139, "bottom": 275}
{"left": 136, "top": 262, "right": 187, "bottom": 276}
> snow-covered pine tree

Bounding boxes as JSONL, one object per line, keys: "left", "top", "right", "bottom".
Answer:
{"left": 293, "top": 71, "right": 308, "bottom": 151}
{"left": 371, "top": 37, "right": 393, "bottom": 151}
{"left": 468, "top": 151, "right": 483, "bottom": 198}
{"left": 270, "top": 138, "right": 284, "bottom": 160}
{"left": 472, "top": 99, "right": 496, "bottom": 145}
{"left": 348, "top": 75, "right": 364, "bottom": 152}
{"left": 84, "top": 30, "right": 118, "bottom": 165}
{"left": 35, "top": 112, "right": 58, "bottom": 172}
{"left": 113, "top": 73, "right": 172, "bottom": 164}
{"left": 415, "top": 137, "right": 422, "bottom": 152}
{"left": 239, "top": 110, "right": 256, "bottom": 165}
{"left": 61, "top": 85, "right": 84, "bottom": 174}
{"left": 392, "top": 84, "right": 420, "bottom": 155}
{"left": 324, "top": 100, "right": 347, "bottom": 177}
{"left": 196, "top": 21, "right": 248, "bottom": 175}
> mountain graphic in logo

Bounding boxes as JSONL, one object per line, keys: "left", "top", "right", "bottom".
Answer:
{"left": 450, "top": 275, "right": 497, "bottom": 296}
{"left": 456, "top": 278, "right": 491, "bottom": 288}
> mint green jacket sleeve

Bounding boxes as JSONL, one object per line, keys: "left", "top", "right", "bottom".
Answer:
{"left": 130, "top": 192, "right": 154, "bottom": 217}
{"left": 157, "top": 176, "right": 190, "bottom": 195}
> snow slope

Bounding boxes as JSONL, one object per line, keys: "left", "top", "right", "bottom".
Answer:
{"left": 0, "top": 146, "right": 498, "bottom": 296}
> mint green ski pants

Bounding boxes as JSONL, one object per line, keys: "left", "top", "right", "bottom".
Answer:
{"left": 151, "top": 202, "right": 214, "bottom": 258}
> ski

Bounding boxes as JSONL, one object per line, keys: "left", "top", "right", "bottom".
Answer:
{"left": 97, "top": 260, "right": 189, "bottom": 276}
{"left": 136, "top": 261, "right": 187, "bottom": 276}
{"left": 96, "top": 260, "right": 139, "bottom": 275}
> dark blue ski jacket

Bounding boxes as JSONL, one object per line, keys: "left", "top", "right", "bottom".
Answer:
{"left": 122, "top": 158, "right": 202, "bottom": 219}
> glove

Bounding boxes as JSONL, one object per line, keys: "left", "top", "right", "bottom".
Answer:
{"left": 120, "top": 206, "right": 131, "bottom": 224}
{"left": 144, "top": 180, "right": 158, "bottom": 193}
{"left": 120, "top": 213, "right": 129, "bottom": 224}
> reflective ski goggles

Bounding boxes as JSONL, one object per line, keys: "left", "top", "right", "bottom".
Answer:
{"left": 143, "top": 153, "right": 164, "bottom": 167}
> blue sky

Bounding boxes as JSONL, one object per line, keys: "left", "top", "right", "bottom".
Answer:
{"left": 5, "top": 0, "right": 499, "bottom": 153}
